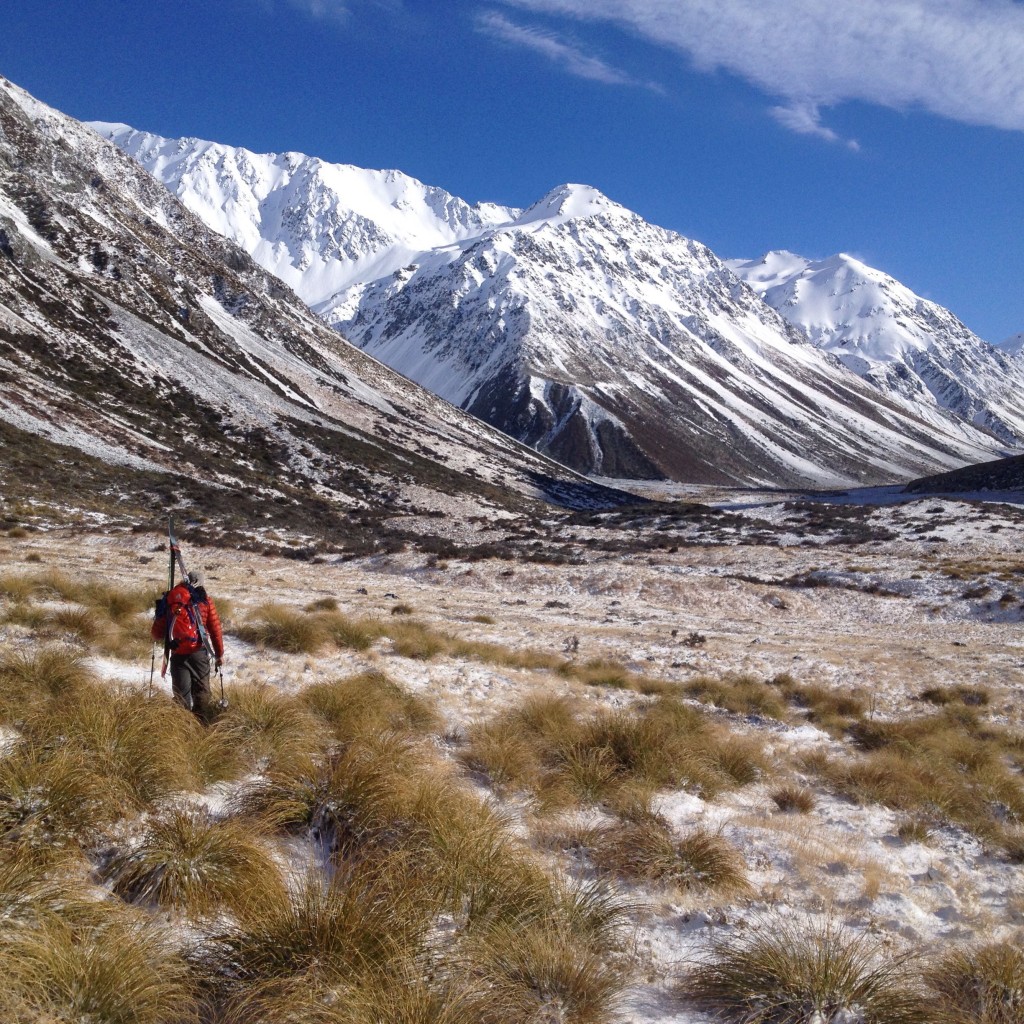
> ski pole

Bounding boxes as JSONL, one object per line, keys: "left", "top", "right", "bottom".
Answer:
{"left": 218, "top": 662, "right": 227, "bottom": 709}
{"left": 149, "top": 643, "right": 155, "bottom": 698}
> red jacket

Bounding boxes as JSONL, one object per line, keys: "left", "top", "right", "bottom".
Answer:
{"left": 152, "top": 584, "right": 224, "bottom": 659}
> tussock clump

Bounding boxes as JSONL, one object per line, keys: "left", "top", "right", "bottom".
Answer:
{"left": 919, "top": 684, "right": 991, "bottom": 707}
{"left": 0, "top": 744, "right": 129, "bottom": 854}
{"left": 682, "top": 919, "right": 931, "bottom": 1023}
{"left": 458, "top": 918, "right": 625, "bottom": 1024}
{"left": 316, "top": 610, "right": 379, "bottom": 651}
{"left": 926, "top": 943, "right": 1024, "bottom": 1024}
{"left": 686, "top": 674, "right": 788, "bottom": 720}
{"left": 0, "top": 841, "right": 89, "bottom": 920}
{"left": 386, "top": 619, "right": 450, "bottom": 659}
{"left": 812, "top": 709, "right": 1024, "bottom": 849}
{"left": 772, "top": 677, "right": 867, "bottom": 736}
{"left": 305, "top": 596, "right": 338, "bottom": 613}
{"left": 25, "top": 688, "right": 204, "bottom": 808}
{"left": 101, "top": 805, "right": 286, "bottom": 918}
{"left": 588, "top": 816, "right": 751, "bottom": 899}
{"left": 214, "top": 683, "right": 328, "bottom": 768}
{"left": 300, "top": 671, "right": 440, "bottom": 741}
{"left": 464, "top": 694, "right": 768, "bottom": 807}
{"left": 564, "top": 658, "right": 634, "bottom": 690}
{"left": 205, "top": 863, "right": 434, "bottom": 996}
{"left": 0, "top": 645, "right": 93, "bottom": 723}
{"left": 770, "top": 784, "right": 816, "bottom": 814}
{"left": 235, "top": 602, "right": 328, "bottom": 653}
{"left": 0, "top": 910, "right": 196, "bottom": 1024}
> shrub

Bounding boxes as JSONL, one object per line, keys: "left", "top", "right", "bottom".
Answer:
{"left": 101, "top": 805, "right": 286, "bottom": 918}
{"left": 683, "top": 919, "right": 931, "bottom": 1023}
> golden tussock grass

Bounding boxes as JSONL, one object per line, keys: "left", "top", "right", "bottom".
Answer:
{"left": 205, "top": 862, "right": 435, "bottom": 994}
{"left": 212, "top": 682, "right": 329, "bottom": 769}
{"left": 808, "top": 707, "right": 1024, "bottom": 852}
{"left": 681, "top": 918, "right": 932, "bottom": 1024}
{"left": 0, "top": 743, "right": 129, "bottom": 855}
{"left": 925, "top": 942, "right": 1024, "bottom": 1024}
{"left": 685, "top": 673, "right": 789, "bottom": 720}
{"left": 0, "top": 645, "right": 95, "bottom": 725}
{"left": 586, "top": 815, "right": 751, "bottom": 900}
{"left": 236, "top": 603, "right": 381, "bottom": 654}
{"left": 769, "top": 784, "right": 816, "bottom": 814}
{"left": 457, "top": 918, "right": 626, "bottom": 1024}
{"left": 462, "top": 693, "right": 770, "bottom": 808}
{"left": 300, "top": 670, "right": 441, "bottom": 741}
{"left": 101, "top": 805, "right": 287, "bottom": 919}
{"left": 0, "top": 909, "right": 197, "bottom": 1024}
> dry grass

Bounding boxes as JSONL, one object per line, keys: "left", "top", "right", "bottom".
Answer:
{"left": 235, "top": 602, "right": 329, "bottom": 653}
{"left": 587, "top": 815, "right": 751, "bottom": 899}
{"left": 685, "top": 673, "right": 789, "bottom": 720}
{"left": 925, "top": 942, "right": 1024, "bottom": 1024}
{"left": 682, "top": 919, "right": 932, "bottom": 1023}
{"left": 458, "top": 918, "right": 626, "bottom": 1024}
{"left": 462, "top": 694, "right": 769, "bottom": 807}
{"left": 101, "top": 805, "right": 287, "bottom": 918}
{"left": 770, "top": 784, "right": 816, "bottom": 814}
{"left": 0, "top": 743, "right": 129, "bottom": 855}
{"left": 212, "top": 682, "right": 329, "bottom": 768}
{"left": 808, "top": 708, "right": 1024, "bottom": 851}
{"left": 0, "top": 645, "right": 94, "bottom": 724}
{"left": 300, "top": 670, "right": 441, "bottom": 741}
{"left": 203, "top": 863, "right": 435, "bottom": 1001}
{"left": 0, "top": 910, "right": 196, "bottom": 1024}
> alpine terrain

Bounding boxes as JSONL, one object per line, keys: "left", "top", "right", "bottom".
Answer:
{"left": 730, "top": 250, "right": 1024, "bottom": 448}
{"left": 92, "top": 124, "right": 1011, "bottom": 488}
{"left": 0, "top": 75, "right": 625, "bottom": 553}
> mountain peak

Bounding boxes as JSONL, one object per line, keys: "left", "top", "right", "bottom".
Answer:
{"left": 514, "top": 183, "right": 621, "bottom": 227}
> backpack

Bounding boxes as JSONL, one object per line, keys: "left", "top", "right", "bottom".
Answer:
{"left": 157, "top": 583, "right": 206, "bottom": 656}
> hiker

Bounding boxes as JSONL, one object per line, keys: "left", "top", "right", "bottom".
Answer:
{"left": 152, "top": 570, "right": 224, "bottom": 722}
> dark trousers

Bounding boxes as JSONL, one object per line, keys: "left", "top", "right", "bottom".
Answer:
{"left": 170, "top": 649, "right": 211, "bottom": 723}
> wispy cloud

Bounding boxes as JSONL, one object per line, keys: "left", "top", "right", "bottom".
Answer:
{"left": 278, "top": 0, "right": 401, "bottom": 23}
{"left": 497, "top": 0, "right": 1024, "bottom": 139}
{"left": 769, "top": 101, "right": 860, "bottom": 150}
{"left": 477, "top": 11, "right": 661, "bottom": 92}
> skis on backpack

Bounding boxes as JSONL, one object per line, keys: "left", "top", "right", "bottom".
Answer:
{"left": 165, "top": 518, "right": 227, "bottom": 709}
{"left": 167, "top": 518, "right": 216, "bottom": 660}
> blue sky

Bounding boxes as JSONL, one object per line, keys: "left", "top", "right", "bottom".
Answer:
{"left": 3, "top": 0, "right": 1023, "bottom": 341}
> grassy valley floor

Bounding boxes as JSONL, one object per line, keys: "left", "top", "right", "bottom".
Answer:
{"left": 1, "top": 501, "right": 1023, "bottom": 1023}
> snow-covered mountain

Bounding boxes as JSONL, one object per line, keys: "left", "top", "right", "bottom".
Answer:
{"left": 729, "top": 251, "right": 1024, "bottom": 448}
{"left": 92, "top": 124, "right": 1011, "bottom": 488}
{"left": 999, "top": 332, "right": 1024, "bottom": 357}
{"left": 0, "top": 76, "right": 620, "bottom": 540}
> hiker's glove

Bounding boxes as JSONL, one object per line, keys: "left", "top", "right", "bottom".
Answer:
{"left": 215, "top": 658, "right": 223, "bottom": 671}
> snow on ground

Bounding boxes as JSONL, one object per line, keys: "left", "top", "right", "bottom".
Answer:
{"left": 2, "top": 507, "right": 1023, "bottom": 1022}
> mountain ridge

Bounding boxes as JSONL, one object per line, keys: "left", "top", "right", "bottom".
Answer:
{"left": 90, "top": 121, "right": 1018, "bottom": 488}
